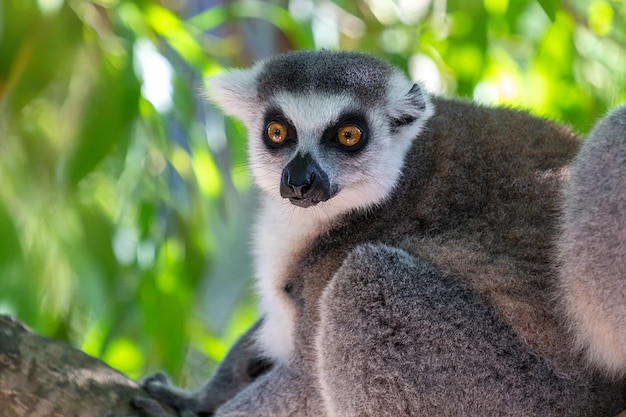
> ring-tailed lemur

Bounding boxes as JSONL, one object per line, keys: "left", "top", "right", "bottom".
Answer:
{"left": 136, "top": 51, "right": 626, "bottom": 417}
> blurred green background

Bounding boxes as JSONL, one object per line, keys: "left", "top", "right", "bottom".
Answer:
{"left": 1, "top": 0, "right": 625, "bottom": 387}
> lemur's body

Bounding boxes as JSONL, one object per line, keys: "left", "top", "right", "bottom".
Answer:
{"left": 257, "top": 94, "right": 582, "bottom": 368}
{"left": 138, "top": 51, "right": 626, "bottom": 417}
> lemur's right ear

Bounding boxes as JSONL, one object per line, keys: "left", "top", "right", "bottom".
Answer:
{"left": 205, "top": 64, "right": 263, "bottom": 124}
{"left": 386, "top": 80, "right": 434, "bottom": 139}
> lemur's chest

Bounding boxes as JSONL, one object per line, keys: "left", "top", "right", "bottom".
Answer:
{"left": 252, "top": 197, "right": 335, "bottom": 362}
{"left": 253, "top": 200, "right": 331, "bottom": 290}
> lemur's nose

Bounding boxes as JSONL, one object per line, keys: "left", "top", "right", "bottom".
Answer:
{"left": 280, "top": 153, "right": 332, "bottom": 207}
{"left": 281, "top": 163, "right": 314, "bottom": 198}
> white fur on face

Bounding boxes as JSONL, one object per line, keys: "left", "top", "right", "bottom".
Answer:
{"left": 247, "top": 92, "right": 354, "bottom": 202}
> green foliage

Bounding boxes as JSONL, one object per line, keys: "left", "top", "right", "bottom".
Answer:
{"left": 0, "top": 0, "right": 624, "bottom": 385}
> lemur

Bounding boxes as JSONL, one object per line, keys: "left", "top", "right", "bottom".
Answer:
{"left": 134, "top": 50, "right": 626, "bottom": 417}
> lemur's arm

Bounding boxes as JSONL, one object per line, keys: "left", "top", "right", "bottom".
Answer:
{"left": 135, "top": 320, "right": 273, "bottom": 416}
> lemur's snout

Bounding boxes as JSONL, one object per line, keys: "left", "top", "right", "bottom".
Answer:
{"left": 280, "top": 153, "right": 334, "bottom": 208}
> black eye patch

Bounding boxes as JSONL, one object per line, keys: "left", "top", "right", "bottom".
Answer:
{"left": 321, "top": 111, "right": 369, "bottom": 153}
{"left": 262, "top": 107, "right": 297, "bottom": 150}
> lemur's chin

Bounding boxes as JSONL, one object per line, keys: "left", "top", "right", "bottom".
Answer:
{"left": 284, "top": 185, "right": 339, "bottom": 208}
{"left": 288, "top": 197, "right": 320, "bottom": 208}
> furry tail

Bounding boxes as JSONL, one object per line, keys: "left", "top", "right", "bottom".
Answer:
{"left": 558, "top": 104, "right": 626, "bottom": 376}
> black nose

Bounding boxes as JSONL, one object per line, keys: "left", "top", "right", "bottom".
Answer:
{"left": 280, "top": 153, "right": 334, "bottom": 207}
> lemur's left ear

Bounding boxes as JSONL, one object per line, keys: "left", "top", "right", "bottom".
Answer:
{"left": 204, "top": 63, "right": 263, "bottom": 125}
{"left": 388, "top": 82, "right": 434, "bottom": 136}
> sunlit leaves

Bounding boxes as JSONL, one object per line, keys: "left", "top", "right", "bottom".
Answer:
{"left": 145, "top": 4, "right": 207, "bottom": 70}
{"left": 588, "top": 0, "right": 614, "bottom": 36}
{"left": 0, "top": 0, "right": 250, "bottom": 381}
{"left": 193, "top": 148, "right": 223, "bottom": 199}
{"left": 103, "top": 337, "right": 145, "bottom": 377}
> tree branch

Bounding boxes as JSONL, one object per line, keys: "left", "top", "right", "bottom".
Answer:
{"left": 0, "top": 315, "right": 171, "bottom": 417}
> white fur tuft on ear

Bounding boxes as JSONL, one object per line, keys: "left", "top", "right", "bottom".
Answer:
{"left": 204, "top": 63, "right": 264, "bottom": 124}
{"left": 386, "top": 75, "right": 435, "bottom": 140}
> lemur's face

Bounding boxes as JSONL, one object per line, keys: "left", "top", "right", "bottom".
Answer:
{"left": 249, "top": 91, "right": 398, "bottom": 213}
{"left": 207, "top": 51, "right": 433, "bottom": 216}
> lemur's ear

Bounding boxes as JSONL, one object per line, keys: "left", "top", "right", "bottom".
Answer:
{"left": 205, "top": 64, "right": 263, "bottom": 124}
{"left": 388, "top": 82, "right": 434, "bottom": 136}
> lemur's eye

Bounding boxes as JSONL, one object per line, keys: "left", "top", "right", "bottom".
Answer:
{"left": 337, "top": 125, "right": 362, "bottom": 147}
{"left": 267, "top": 122, "right": 288, "bottom": 144}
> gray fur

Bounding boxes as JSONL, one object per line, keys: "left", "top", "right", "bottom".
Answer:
{"left": 137, "top": 51, "right": 626, "bottom": 417}
{"left": 214, "top": 364, "right": 324, "bottom": 417}
{"left": 319, "top": 243, "right": 623, "bottom": 416}
{"left": 256, "top": 50, "right": 394, "bottom": 105}
{"left": 279, "top": 96, "right": 625, "bottom": 416}
{"left": 558, "top": 104, "right": 626, "bottom": 376}
{"left": 140, "top": 321, "right": 270, "bottom": 415}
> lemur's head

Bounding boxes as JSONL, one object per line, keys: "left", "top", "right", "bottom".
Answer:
{"left": 207, "top": 50, "right": 433, "bottom": 216}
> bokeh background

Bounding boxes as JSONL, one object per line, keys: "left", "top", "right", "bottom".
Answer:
{"left": 1, "top": 0, "right": 625, "bottom": 387}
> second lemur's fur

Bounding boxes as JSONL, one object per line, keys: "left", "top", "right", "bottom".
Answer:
{"left": 558, "top": 105, "right": 626, "bottom": 377}
{"left": 138, "top": 51, "right": 626, "bottom": 417}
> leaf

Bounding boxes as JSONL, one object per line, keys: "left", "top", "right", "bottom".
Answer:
{"left": 75, "top": 203, "right": 118, "bottom": 284}
{"left": 0, "top": 201, "right": 35, "bottom": 325}
{"left": 1, "top": 2, "right": 82, "bottom": 112}
{"left": 64, "top": 55, "right": 140, "bottom": 186}
{"left": 537, "top": 0, "right": 561, "bottom": 21}
{"left": 233, "top": 1, "right": 315, "bottom": 49}
{"left": 145, "top": 4, "right": 208, "bottom": 70}
{"left": 0, "top": 201, "right": 24, "bottom": 272}
{"left": 185, "top": 5, "right": 228, "bottom": 33}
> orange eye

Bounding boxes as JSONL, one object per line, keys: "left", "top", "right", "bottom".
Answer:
{"left": 267, "top": 122, "right": 287, "bottom": 144}
{"left": 337, "top": 125, "right": 362, "bottom": 147}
